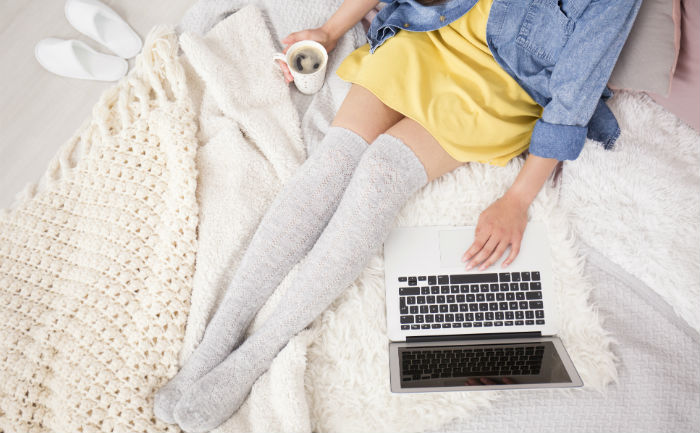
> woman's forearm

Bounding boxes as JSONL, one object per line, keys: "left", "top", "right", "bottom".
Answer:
{"left": 503, "top": 153, "right": 560, "bottom": 208}
{"left": 322, "top": 0, "right": 380, "bottom": 41}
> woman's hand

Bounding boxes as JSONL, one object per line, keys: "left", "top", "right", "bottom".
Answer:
{"left": 461, "top": 194, "right": 529, "bottom": 271}
{"left": 277, "top": 28, "right": 338, "bottom": 84}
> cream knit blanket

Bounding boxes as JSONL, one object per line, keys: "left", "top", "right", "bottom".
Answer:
{"left": 0, "top": 28, "right": 198, "bottom": 433}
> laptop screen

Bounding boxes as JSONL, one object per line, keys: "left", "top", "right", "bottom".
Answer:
{"left": 397, "top": 341, "right": 572, "bottom": 389}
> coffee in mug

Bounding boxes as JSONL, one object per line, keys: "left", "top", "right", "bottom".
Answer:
{"left": 289, "top": 47, "right": 325, "bottom": 74}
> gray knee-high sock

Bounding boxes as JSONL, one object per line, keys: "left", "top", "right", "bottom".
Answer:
{"left": 153, "top": 126, "right": 369, "bottom": 423}
{"left": 172, "top": 133, "right": 429, "bottom": 433}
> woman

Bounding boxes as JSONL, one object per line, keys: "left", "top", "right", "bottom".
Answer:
{"left": 154, "top": 0, "right": 641, "bottom": 431}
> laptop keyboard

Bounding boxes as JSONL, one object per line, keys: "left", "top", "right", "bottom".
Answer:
{"left": 397, "top": 272, "right": 545, "bottom": 330}
{"left": 400, "top": 344, "right": 545, "bottom": 381}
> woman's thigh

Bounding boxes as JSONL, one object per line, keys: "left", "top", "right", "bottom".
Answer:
{"left": 385, "top": 117, "right": 466, "bottom": 182}
{"left": 331, "top": 84, "right": 405, "bottom": 144}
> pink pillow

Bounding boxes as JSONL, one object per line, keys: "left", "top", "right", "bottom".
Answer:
{"left": 650, "top": 0, "right": 700, "bottom": 131}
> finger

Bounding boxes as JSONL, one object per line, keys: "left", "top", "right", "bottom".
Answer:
{"left": 282, "top": 30, "right": 309, "bottom": 52}
{"left": 479, "top": 377, "right": 497, "bottom": 385}
{"left": 501, "top": 377, "right": 516, "bottom": 384}
{"left": 465, "top": 378, "right": 481, "bottom": 386}
{"left": 462, "top": 225, "right": 491, "bottom": 263}
{"left": 465, "top": 235, "right": 500, "bottom": 270}
{"left": 478, "top": 239, "right": 510, "bottom": 271}
{"left": 502, "top": 236, "right": 522, "bottom": 268}
{"left": 275, "top": 60, "right": 293, "bottom": 83}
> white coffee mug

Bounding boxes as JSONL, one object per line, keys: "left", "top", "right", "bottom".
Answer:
{"left": 273, "top": 40, "right": 328, "bottom": 95}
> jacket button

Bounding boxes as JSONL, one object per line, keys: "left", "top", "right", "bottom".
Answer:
{"left": 440, "top": 15, "right": 446, "bottom": 22}
{"left": 404, "top": 23, "right": 410, "bottom": 28}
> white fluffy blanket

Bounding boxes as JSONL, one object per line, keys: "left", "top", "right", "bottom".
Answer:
{"left": 178, "top": 5, "right": 617, "bottom": 433}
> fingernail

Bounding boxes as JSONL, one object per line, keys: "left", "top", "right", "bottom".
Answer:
{"left": 479, "top": 265, "right": 485, "bottom": 271}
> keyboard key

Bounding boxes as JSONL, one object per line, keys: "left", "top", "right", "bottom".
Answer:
{"left": 417, "top": 296, "right": 426, "bottom": 304}
{"left": 400, "top": 287, "right": 419, "bottom": 296}
{"left": 499, "top": 302, "right": 508, "bottom": 310}
{"left": 464, "top": 322, "right": 473, "bottom": 328}
{"left": 460, "top": 285, "right": 470, "bottom": 293}
{"left": 442, "top": 323, "right": 452, "bottom": 328}
{"left": 525, "top": 311, "right": 534, "bottom": 319}
{"left": 422, "top": 324, "right": 430, "bottom": 329}
{"left": 511, "top": 272, "right": 521, "bottom": 282}
{"left": 450, "top": 273, "right": 498, "bottom": 284}
{"left": 532, "top": 272, "right": 540, "bottom": 281}
{"left": 398, "top": 276, "right": 407, "bottom": 282}
{"left": 499, "top": 272, "right": 511, "bottom": 282}
{"left": 495, "top": 312, "right": 504, "bottom": 320}
{"left": 411, "top": 324, "right": 420, "bottom": 330}
{"left": 500, "top": 283, "right": 509, "bottom": 291}
{"left": 515, "top": 311, "right": 524, "bottom": 320}
{"left": 536, "top": 319, "right": 545, "bottom": 325}
{"left": 459, "top": 304, "right": 469, "bottom": 312}
{"left": 505, "top": 311, "right": 514, "bottom": 320}
{"left": 420, "top": 287, "right": 429, "bottom": 295}
{"left": 418, "top": 276, "right": 426, "bottom": 281}
{"left": 486, "top": 294, "right": 495, "bottom": 301}
{"left": 510, "top": 283, "right": 519, "bottom": 291}
{"left": 457, "top": 294, "right": 465, "bottom": 302}
{"left": 466, "top": 313, "right": 474, "bottom": 321}
{"left": 408, "top": 277, "right": 417, "bottom": 286}
{"left": 438, "top": 275, "right": 449, "bottom": 284}
{"left": 435, "top": 314, "right": 444, "bottom": 322}
{"left": 515, "top": 320, "right": 524, "bottom": 326}
{"left": 432, "top": 324, "right": 441, "bottom": 329}
{"left": 450, "top": 304, "right": 458, "bottom": 312}
{"left": 497, "top": 293, "right": 505, "bottom": 301}
{"left": 495, "top": 321, "right": 504, "bottom": 326}
{"left": 440, "top": 305, "right": 448, "bottom": 313}
{"left": 401, "top": 325, "right": 410, "bottom": 330}
{"left": 410, "top": 306, "right": 418, "bottom": 314}
{"left": 476, "top": 294, "right": 486, "bottom": 302}
{"left": 475, "top": 313, "right": 484, "bottom": 321}
{"left": 529, "top": 301, "right": 544, "bottom": 309}
{"left": 400, "top": 306, "right": 408, "bottom": 314}
{"left": 455, "top": 313, "right": 464, "bottom": 321}
{"left": 445, "top": 314, "right": 454, "bottom": 322}
{"left": 521, "top": 272, "right": 531, "bottom": 281}
{"left": 516, "top": 292, "right": 525, "bottom": 300}
{"left": 469, "top": 304, "right": 478, "bottom": 312}
{"left": 441, "top": 286, "right": 450, "bottom": 294}
{"left": 484, "top": 322, "right": 493, "bottom": 327}
{"left": 526, "top": 291, "right": 542, "bottom": 300}
{"left": 451, "top": 285, "right": 460, "bottom": 294}
{"left": 425, "top": 315, "right": 434, "bottom": 323}
{"left": 437, "top": 295, "right": 446, "bottom": 303}
{"left": 431, "top": 286, "right": 440, "bottom": 294}
{"left": 466, "top": 294, "right": 475, "bottom": 302}
{"left": 420, "top": 306, "right": 429, "bottom": 314}
{"left": 519, "top": 301, "right": 528, "bottom": 309}
{"left": 479, "top": 303, "right": 489, "bottom": 311}
{"left": 453, "top": 323, "right": 462, "bottom": 328}
{"left": 531, "top": 282, "right": 542, "bottom": 290}
{"left": 520, "top": 282, "right": 529, "bottom": 291}
{"left": 506, "top": 293, "right": 515, "bottom": 300}
{"left": 525, "top": 320, "right": 535, "bottom": 325}
{"left": 473, "top": 322, "right": 483, "bottom": 327}
{"left": 535, "top": 310, "right": 545, "bottom": 318}
{"left": 430, "top": 305, "right": 438, "bottom": 313}
{"left": 401, "top": 315, "right": 414, "bottom": 324}
{"left": 416, "top": 315, "right": 424, "bottom": 323}
{"left": 480, "top": 284, "right": 490, "bottom": 292}
{"left": 490, "top": 283, "right": 499, "bottom": 292}
{"left": 447, "top": 295, "right": 455, "bottom": 303}
{"left": 489, "top": 303, "right": 499, "bottom": 311}
{"left": 505, "top": 321, "right": 514, "bottom": 326}
{"left": 428, "top": 276, "right": 437, "bottom": 285}
{"left": 470, "top": 284, "right": 480, "bottom": 293}
{"left": 485, "top": 312, "right": 494, "bottom": 320}
{"left": 407, "top": 296, "right": 416, "bottom": 304}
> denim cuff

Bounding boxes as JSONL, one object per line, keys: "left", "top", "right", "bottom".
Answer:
{"left": 528, "top": 119, "right": 588, "bottom": 161}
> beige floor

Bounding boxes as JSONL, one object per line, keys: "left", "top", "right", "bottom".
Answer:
{"left": 0, "top": 0, "right": 193, "bottom": 209}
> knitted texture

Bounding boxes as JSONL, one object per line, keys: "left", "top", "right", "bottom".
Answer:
{"left": 0, "top": 27, "right": 198, "bottom": 433}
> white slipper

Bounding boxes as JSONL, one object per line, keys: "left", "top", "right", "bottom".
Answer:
{"left": 64, "top": 0, "right": 142, "bottom": 59}
{"left": 35, "top": 38, "right": 128, "bottom": 81}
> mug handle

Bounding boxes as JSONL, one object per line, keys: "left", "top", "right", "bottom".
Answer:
{"left": 272, "top": 53, "right": 288, "bottom": 65}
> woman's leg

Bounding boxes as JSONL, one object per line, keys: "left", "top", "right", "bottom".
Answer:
{"left": 153, "top": 84, "right": 403, "bottom": 423}
{"left": 173, "top": 115, "right": 466, "bottom": 432}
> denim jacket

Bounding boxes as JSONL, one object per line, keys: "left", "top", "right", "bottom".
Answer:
{"left": 367, "top": 0, "right": 643, "bottom": 161}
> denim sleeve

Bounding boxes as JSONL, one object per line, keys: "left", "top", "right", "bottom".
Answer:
{"left": 529, "top": 0, "right": 643, "bottom": 161}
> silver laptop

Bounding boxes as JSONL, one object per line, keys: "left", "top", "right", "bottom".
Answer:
{"left": 383, "top": 221, "right": 582, "bottom": 392}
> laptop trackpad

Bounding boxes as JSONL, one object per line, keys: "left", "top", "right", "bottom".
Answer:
{"left": 438, "top": 229, "right": 474, "bottom": 268}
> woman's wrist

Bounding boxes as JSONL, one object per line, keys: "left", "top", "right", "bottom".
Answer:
{"left": 503, "top": 153, "right": 560, "bottom": 209}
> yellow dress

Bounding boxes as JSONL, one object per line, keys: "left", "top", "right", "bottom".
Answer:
{"left": 336, "top": 0, "right": 543, "bottom": 166}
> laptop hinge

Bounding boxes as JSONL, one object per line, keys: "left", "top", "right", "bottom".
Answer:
{"left": 405, "top": 331, "right": 542, "bottom": 343}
